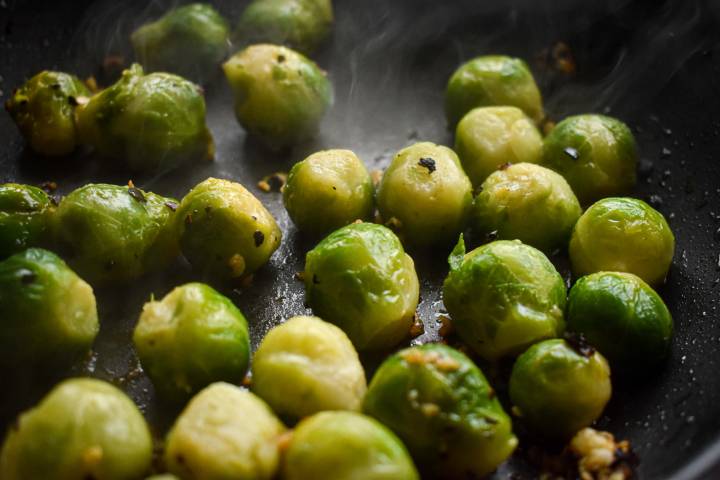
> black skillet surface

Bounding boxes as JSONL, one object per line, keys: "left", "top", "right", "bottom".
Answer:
{"left": 2, "top": 0, "right": 720, "bottom": 478}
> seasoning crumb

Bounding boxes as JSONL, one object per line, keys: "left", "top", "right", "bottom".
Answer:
{"left": 418, "top": 157, "right": 436, "bottom": 173}
{"left": 409, "top": 314, "right": 424, "bottom": 338}
{"left": 294, "top": 271, "right": 305, "bottom": 281}
{"left": 499, "top": 162, "right": 512, "bottom": 170}
{"left": 277, "top": 431, "right": 294, "bottom": 453}
{"left": 570, "top": 428, "right": 637, "bottom": 480}
{"left": 164, "top": 201, "right": 178, "bottom": 212}
{"left": 40, "top": 181, "right": 57, "bottom": 193}
{"left": 128, "top": 187, "right": 146, "bottom": 203}
{"left": 257, "top": 172, "right": 287, "bottom": 193}
{"left": 437, "top": 315, "right": 454, "bottom": 338}
{"left": 228, "top": 253, "right": 246, "bottom": 277}
{"left": 371, "top": 169, "right": 383, "bottom": 186}
{"left": 241, "top": 373, "right": 253, "bottom": 387}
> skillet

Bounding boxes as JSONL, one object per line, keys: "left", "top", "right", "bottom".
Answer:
{"left": 1, "top": 0, "right": 720, "bottom": 477}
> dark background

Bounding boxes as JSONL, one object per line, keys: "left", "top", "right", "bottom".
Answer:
{"left": 1, "top": 0, "right": 720, "bottom": 478}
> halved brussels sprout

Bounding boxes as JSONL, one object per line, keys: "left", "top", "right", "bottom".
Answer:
{"left": 445, "top": 55, "right": 544, "bottom": 127}
{"left": 541, "top": 114, "right": 637, "bottom": 205}
{"left": 133, "top": 282, "right": 250, "bottom": 398}
{"left": 377, "top": 142, "right": 473, "bottom": 248}
{"left": 363, "top": 344, "right": 517, "bottom": 478}
{"left": 165, "top": 382, "right": 285, "bottom": 480}
{"left": 454, "top": 106, "right": 543, "bottom": 187}
{"left": 131, "top": 3, "right": 230, "bottom": 83}
{"left": 223, "top": 44, "right": 332, "bottom": 149}
{"left": 0, "top": 248, "right": 98, "bottom": 367}
{"left": 175, "top": 178, "right": 282, "bottom": 279}
{"left": 442, "top": 236, "right": 566, "bottom": 360}
{"left": 304, "top": 222, "right": 419, "bottom": 351}
{"left": 569, "top": 197, "right": 674, "bottom": 286}
{"left": 76, "top": 63, "right": 213, "bottom": 172}
{"left": 53, "top": 183, "right": 179, "bottom": 285}
{"left": 283, "top": 149, "right": 374, "bottom": 236}
{"left": 509, "top": 338, "right": 612, "bottom": 439}
{"left": 0, "top": 378, "right": 153, "bottom": 480}
{"left": 5, "top": 71, "right": 90, "bottom": 156}
{"left": 567, "top": 271, "right": 673, "bottom": 372}
{"left": 235, "top": 0, "right": 333, "bottom": 55}
{"left": 472, "top": 163, "right": 582, "bottom": 252}
{"left": 0, "top": 183, "right": 54, "bottom": 259}
{"left": 252, "top": 315, "right": 366, "bottom": 418}
{"left": 283, "top": 411, "right": 419, "bottom": 480}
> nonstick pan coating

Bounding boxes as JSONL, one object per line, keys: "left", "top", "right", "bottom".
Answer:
{"left": 1, "top": 0, "right": 720, "bottom": 478}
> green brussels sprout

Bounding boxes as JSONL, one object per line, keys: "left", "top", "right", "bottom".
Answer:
{"left": 0, "top": 248, "right": 98, "bottom": 367}
{"left": 304, "top": 222, "right": 419, "bottom": 351}
{"left": 5, "top": 71, "right": 90, "bottom": 156}
{"left": 223, "top": 44, "right": 332, "bottom": 149}
{"left": 175, "top": 178, "right": 281, "bottom": 279}
{"left": 0, "top": 183, "right": 54, "bottom": 259}
{"left": 442, "top": 236, "right": 566, "bottom": 360}
{"left": 541, "top": 114, "right": 637, "bottom": 205}
{"left": 509, "top": 338, "right": 612, "bottom": 439}
{"left": 472, "top": 163, "right": 582, "bottom": 252}
{"left": 76, "top": 63, "right": 213, "bottom": 172}
{"left": 236, "top": 0, "right": 333, "bottom": 55}
{"left": 165, "top": 382, "right": 285, "bottom": 480}
{"left": 252, "top": 316, "right": 366, "bottom": 418}
{"left": 283, "top": 411, "right": 419, "bottom": 480}
{"left": 53, "top": 183, "right": 179, "bottom": 285}
{"left": 363, "top": 344, "right": 517, "bottom": 478}
{"left": 133, "top": 282, "right": 250, "bottom": 398}
{"left": 0, "top": 378, "right": 153, "bottom": 480}
{"left": 454, "top": 106, "right": 543, "bottom": 187}
{"left": 131, "top": 3, "right": 230, "bottom": 83}
{"left": 377, "top": 142, "right": 473, "bottom": 248}
{"left": 567, "top": 272, "right": 673, "bottom": 372}
{"left": 569, "top": 197, "right": 674, "bottom": 286}
{"left": 283, "top": 149, "right": 374, "bottom": 235}
{"left": 445, "top": 55, "right": 544, "bottom": 127}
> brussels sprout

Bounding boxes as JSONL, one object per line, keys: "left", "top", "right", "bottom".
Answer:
{"left": 53, "top": 183, "right": 179, "bottom": 285}
{"left": 472, "top": 163, "right": 582, "bottom": 252}
{"left": 175, "top": 178, "right": 281, "bottom": 279}
{"left": 304, "top": 222, "right": 419, "bottom": 351}
{"left": 76, "top": 63, "right": 213, "bottom": 172}
{"left": 363, "top": 344, "right": 517, "bottom": 478}
{"left": 569, "top": 197, "right": 674, "bottom": 286}
{"left": 0, "top": 378, "right": 153, "bottom": 480}
{"left": 223, "top": 44, "right": 332, "bottom": 149}
{"left": 0, "top": 248, "right": 98, "bottom": 367}
{"left": 236, "top": 0, "right": 333, "bottom": 55}
{"left": 0, "top": 183, "right": 54, "bottom": 258}
{"left": 131, "top": 3, "right": 229, "bottom": 83}
{"left": 5, "top": 71, "right": 90, "bottom": 156}
{"left": 283, "top": 149, "right": 374, "bottom": 235}
{"left": 442, "top": 236, "right": 566, "bottom": 360}
{"left": 165, "top": 382, "right": 285, "bottom": 480}
{"left": 567, "top": 272, "right": 673, "bottom": 372}
{"left": 454, "top": 106, "right": 543, "bottom": 187}
{"left": 133, "top": 282, "right": 250, "bottom": 398}
{"left": 445, "top": 55, "right": 544, "bottom": 127}
{"left": 509, "top": 338, "right": 612, "bottom": 439}
{"left": 252, "top": 316, "right": 366, "bottom": 418}
{"left": 377, "top": 142, "right": 473, "bottom": 248}
{"left": 283, "top": 411, "right": 419, "bottom": 480}
{"left": 541, "top": 114, "right": 637, "bottom": 205}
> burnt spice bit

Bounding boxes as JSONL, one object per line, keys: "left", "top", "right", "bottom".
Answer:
{"left": 164, "top": 200, "right": 178, "bottom": 211}
{"left": 184, "top": 214, "right": 193, "bottom": 225}
{"left": 253, "top": 230, "right": 265, "bottom": 247}
{"left": 418, "top": 157, "right": 436, "bottom": 173}
{"left": 564, "top": 332, "right": 595, "bottom": 358}
{"left": 40, "top": 181, "right": 57, "bottom": 193}
{"left": 563, "top": 147, "right": 580, "bottom": 160}
{"left": 276, "top": 54, "right": 286, "bottom": 63}
{"left": 127, "top": 187, "right": 146, "bottom": 203}
{"left": 499, "top": 162, "right": 512, "bottom": 170}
